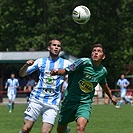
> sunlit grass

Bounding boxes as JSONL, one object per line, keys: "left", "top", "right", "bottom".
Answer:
{"left": 0, "top": 103, "right": 133, "bottom": 133}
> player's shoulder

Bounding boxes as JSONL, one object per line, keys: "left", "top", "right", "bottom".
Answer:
{"left": 102, "top": 66, "right": 107, "bottom": 74}
{"left": 81, "top": 58, "right": 93, "bottom": 65}
{"left": 34, "top": 58, "right": 42, "bottom": 63}
{"left": 79, "top": 57, "right": 89, "bottom": 61}
{"left": 59, "top": 57, "right": 68, "bottom": 61}
{"left": 72, "top": 58, "right": 90, "bottom": 67}
{"left": 7, "top": 78, "right": 10, "bottom": 81}
{"left": 14, "top": 78, "right": 19, "bottom": 82}
{"left": 35, "top": 57, "right": 48, "bottom": 63}
{"left": 75, "top": 57, "right": 89, "bottom": 63}
{"left": 124, "top": 78, "right": 129, "bottom": 82}
{"left": 117, "top": 79, "right": 121, "bottom": 82}
{"left": 59, "top": 57, "right": 71, "bottom": 64}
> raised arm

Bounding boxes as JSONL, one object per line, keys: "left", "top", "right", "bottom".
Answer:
{"left": 19, "top": 60, "right": 34, "bottom": 77}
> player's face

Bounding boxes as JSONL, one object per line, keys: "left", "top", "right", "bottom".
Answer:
{"left": 91, "top": 47, "right": 105, "bottom": 62}
{"left": 121, "top": 75, "right": 125, "bottom": 79}
{"left": 48, "top": 40, "right": 61, "bottom": 56}
{"left": 11, "top": 74, "right": 15, "bottom": 79}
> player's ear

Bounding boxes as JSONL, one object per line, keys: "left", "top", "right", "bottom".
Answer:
{"left": 47, "top": 40, "right": 52, "bottom": 51}
{"left": 102, "top": 54, "right": 106, "bottom": 60}
{"left": 47, "top": 46, "right": 50, "bottom": 51}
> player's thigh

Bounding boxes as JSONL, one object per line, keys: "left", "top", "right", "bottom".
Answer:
{"left": 42, "top": 105, "right": 58, "bottom": 125}
{"left": 76, "top": 103, "right": 92, "bottom": 122}
{"left": 24, "top": 101, "right": 42, "bottom": 122}
{"left": 11, "top": 94, "right": 16, "bottom": 102}
{"left": 121, "top": 91, "right": 126, "bottom": 98}
{"left": 7, "top": 92, "right": 12, "bottom": 101}
{"left": 58, "top": 100, "right": 77, "bottom": 125}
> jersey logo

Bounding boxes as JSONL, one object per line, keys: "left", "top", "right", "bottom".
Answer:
{"left": 69, "top": 64, "right": 76, "bottom": 71}
{"left": 46, "top": 76, "right": 54, "bottom": 84}
{"left": 42, "top": 88, "right": 55, "bottom": 95}
{"left": 78, "top": 80, "right": 93, "bottom": 93}
{"left": 44, "top": 72, "right": 55, "bottom": 85}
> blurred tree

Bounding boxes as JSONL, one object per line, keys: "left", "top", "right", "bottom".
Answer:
{"left": 0, "top": 0, "right": 133, "bottom": 88}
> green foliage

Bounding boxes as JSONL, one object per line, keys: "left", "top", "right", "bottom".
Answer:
{"left": 0, "top": 0, "right": 133, "bottom": 87}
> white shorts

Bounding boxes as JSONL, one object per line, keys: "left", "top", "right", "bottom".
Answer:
{"left": 121, "top": 91, "right": 126, "bottom": 98}
{"left": 7, "top": 90, "right": 16, "bottom": 101}
{"left": 24, "top": 101, "right": 58, "bottom": 125}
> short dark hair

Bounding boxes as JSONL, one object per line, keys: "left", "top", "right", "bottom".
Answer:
{"left": 48, "top": 39, "right": 61, "bottom": 46}
{"left": 92, "top": 43, "right": 106, "bottom": 54}
{"left": 48, "top": 40, "right": 53, "bottom": 46}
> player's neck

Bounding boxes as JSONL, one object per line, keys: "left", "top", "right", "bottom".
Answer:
{"left": 92, "top": 61, "right": 101, "bottom": 67}
{"left": 49, "top": 55, "right": 59, "bottom": 61}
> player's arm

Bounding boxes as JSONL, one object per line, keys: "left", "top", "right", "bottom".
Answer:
{"left": 19, "top": 60, "right": 34, "bottom": 77}
{"left": 125, "top": 80, "right": 130, "bottom": 88}
{"left": 5, "top": 83, "right": 7, "bottom": 89}
{"left": 4, "top": 80, "right": 8, "bottom": 89}
{"left": 15, "top": 80, "right": 19, "bottom": 89}
{"left": 117, "top": 84, "right": 122, "bottom": 88}
{"left": 50, "top": 58, "right": 84, "bottom": 76}
{"left": 101, "top": 83, "right": 117, "bottom": 105}
{"left": 117, "top": 80, "right": 122, "bottom": 88}
{"left": 50, "top": 68, "right": 67, "bottom": 76}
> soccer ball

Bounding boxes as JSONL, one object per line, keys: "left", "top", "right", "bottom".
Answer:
{"left": 72, "top": 5, "right": 91, "bottom": 24}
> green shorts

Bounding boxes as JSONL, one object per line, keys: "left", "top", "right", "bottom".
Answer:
{"left": 58, "top": 99, "right": 92, "bottom": 125}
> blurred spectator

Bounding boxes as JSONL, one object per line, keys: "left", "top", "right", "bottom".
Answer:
{"left": 23, "top": 77, "right": 35, "bottom": 103}
{"left": 19, "top": 77, "right": 27, "bottom": 91}
{"left": 23, "top": 77, "right": 35, "bottom": 92}
{"left": 125, "top": 91, "right": 133, "bottom": 101}
{"left": 94, "top": 83, "right": 103, "bottom": 98}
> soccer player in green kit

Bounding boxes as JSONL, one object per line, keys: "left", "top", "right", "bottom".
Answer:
{"left": 51, "top": 43, "right": 117, "bottom": 133}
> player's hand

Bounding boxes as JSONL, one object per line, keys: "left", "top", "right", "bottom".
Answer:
{"left": 111, "top": 96, "right": 117, "bottom": 105}
{"left": 50, "top": 69, "right": 58, "bottom": 76}
{"left": 5, "top": 86, "right": 7, "bottom": 89}
{"left": 26, "top": 60, "right": 34, "bottom": 66}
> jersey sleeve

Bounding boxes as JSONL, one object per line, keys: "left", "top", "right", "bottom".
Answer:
{"left": 63, "top": 59, "right": 72, "bottom": 68}
{"left": 99, "top": 77, "right": 107, "bottom": 85}
{"left": 26, "top": 59, "right": 40, "bottom": 75}
{"left": 5, "top": 80, "right": 8, "bottom": 86}
{"left": 117, "top": 79, "right": 120, "bottom": 85}
{"left": 65, "top": 58, "right": 87, "bottom": 73}
{"left": 16, "top": 79, "right": 19, "bottom": 86}
{"left": 125, "top": 79, "right": 130, "bottom": 85}
{"left": 99, "top": 68, "right": 108, "bottom": 85}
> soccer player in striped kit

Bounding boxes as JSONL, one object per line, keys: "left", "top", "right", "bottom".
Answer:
{"left": 19, "top": 39, "right": 71, "bottom": 133}
{"left": 5, "top": 73, "right": 19, "bottom": 113}
{"left": 115, "top": 74, "right": 131, "bottom": 108}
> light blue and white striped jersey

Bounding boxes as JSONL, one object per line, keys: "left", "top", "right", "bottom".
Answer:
{"left": 27, "top": 57, "right": 71, "bottom": 106}
{"left": 117, "top": 78, "right": 130, "bottom": 92}
{"left": 5, "top": 78, "right": 19, "bottom": 94}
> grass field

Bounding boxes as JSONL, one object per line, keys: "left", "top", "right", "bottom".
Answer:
{"left": 0, "top": 103, "right": 133, "bottom": 133}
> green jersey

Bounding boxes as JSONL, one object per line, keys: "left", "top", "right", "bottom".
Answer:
{"left": 65, "top": 58, "right": 107, "bottom": 103}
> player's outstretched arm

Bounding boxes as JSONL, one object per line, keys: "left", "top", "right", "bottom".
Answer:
{"left": 50, "top": 69, "right": 67, "bottom": 76}
{"left": 101, "top": 83, "right": 117, "bottom": 105}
